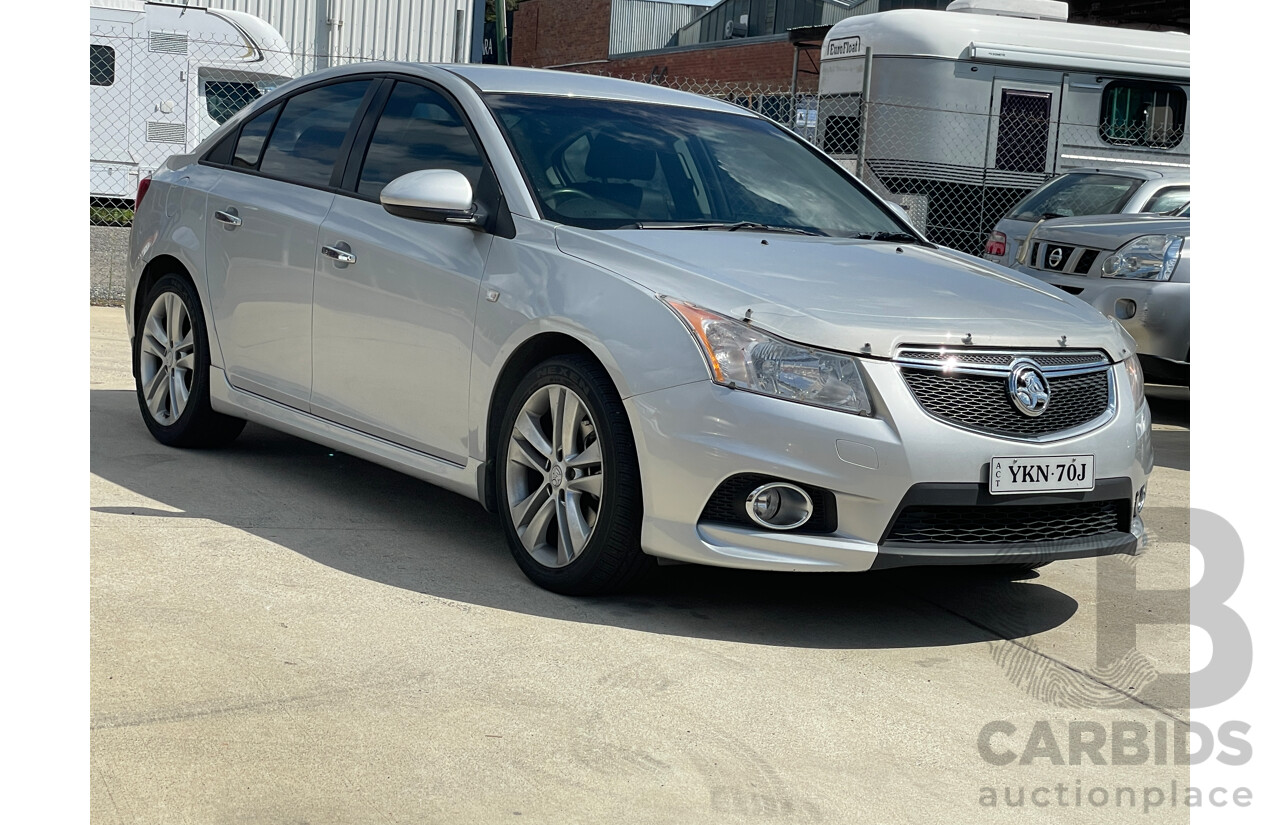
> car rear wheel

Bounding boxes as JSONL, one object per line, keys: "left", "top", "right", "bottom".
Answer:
{"left": 496, "top": 355, "right": 651, "bottom": 594}
{"left": 134, "top": 273, "right": 246, "bottom": 447}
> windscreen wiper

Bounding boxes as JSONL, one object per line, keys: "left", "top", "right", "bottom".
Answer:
{"left": 851, "top": 231, "right": 924, "bottom": 244}
{"left": 632, "top": 221, "right": 825, "bottom": 236}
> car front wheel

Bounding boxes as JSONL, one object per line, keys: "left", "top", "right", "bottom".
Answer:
{"left": 496, "top": 355, "right": 651, "bottom": 595}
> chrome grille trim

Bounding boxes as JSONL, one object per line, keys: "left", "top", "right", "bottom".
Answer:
{"left": 893, "top": 347, "right": 1117, "bottom": 442}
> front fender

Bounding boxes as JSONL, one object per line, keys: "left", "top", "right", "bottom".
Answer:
{"left": 469, "top": 217, "right": 711, "bottom": 460}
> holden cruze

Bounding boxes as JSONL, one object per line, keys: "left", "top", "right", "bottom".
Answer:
{"left": 126, "top": 64, "right": 1153, "bottom": 595}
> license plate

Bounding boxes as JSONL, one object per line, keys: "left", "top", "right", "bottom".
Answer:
{"left": 989, "top": 455, "right": 1095, "bottom": 495}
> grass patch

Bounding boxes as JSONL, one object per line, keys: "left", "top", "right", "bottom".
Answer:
{"left": 91, "top": 205, "right": 134, "bottom": 226}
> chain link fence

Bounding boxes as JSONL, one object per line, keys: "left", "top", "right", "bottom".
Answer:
{"left": 89, "top": 41, "right": 1184, "bottom": 302}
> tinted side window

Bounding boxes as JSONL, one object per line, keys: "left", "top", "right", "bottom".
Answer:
{"left": 260, "top": 80, "right": 373, "bottom": 187}
{"left": 90, "top": 45, "right": 115, "bottom": 86}
{"left": 356, "top": 82, "right": 484, "bottom": 198}
{"left": 233, "top": 104, "right": 280, "bottom": 169}
{"left": 1142, "top": 186, "right": 1190, "bottom": 214}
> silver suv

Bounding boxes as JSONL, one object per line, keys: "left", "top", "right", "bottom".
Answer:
{"left": 984, "top": 166, "right": 1190, "bottom": 268}
{"left": 127, "top": 64, "right": 1153, "bottom": 594}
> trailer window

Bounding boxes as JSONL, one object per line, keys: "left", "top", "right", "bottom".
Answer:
{"left": 1100, "top": 81, "right": 1186, "bottom": 149}
{"left": 205, "top": 81, "right": 264, "bottom": 125}
{"left": 90, "top": 45, "right": 114, "bottom": 87}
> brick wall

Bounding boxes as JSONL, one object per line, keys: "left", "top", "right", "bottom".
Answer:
{"left": 602, "top": 39, "right": 815, "bottom": 89}
{"left": 511, "top": 0, "right": 612, "bottom": 68}
{"left": 510, "top": 0, "right": 819, "bottom": 90}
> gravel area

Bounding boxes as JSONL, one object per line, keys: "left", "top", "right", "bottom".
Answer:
{"left": 90, "top": 225, "right": 130, "bottom": 306}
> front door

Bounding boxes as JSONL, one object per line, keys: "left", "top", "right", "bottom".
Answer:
{"left": 310, "top": 80, "right": 494, "bottom": 464}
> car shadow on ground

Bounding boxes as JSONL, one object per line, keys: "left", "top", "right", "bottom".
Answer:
{"left": 92, "top": 389, "right": 1081, "bottom": 650}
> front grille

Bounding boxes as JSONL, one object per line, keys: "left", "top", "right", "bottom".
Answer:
{"left": 700, "top": 474, "right": 837, "bottom": 534}
{"left": 900, "top": 368, "right": 1111, "bottom": 438}
{"left": 1075, "top": 249, "right": 1100, "bottom": 274}
{"left": 897, "top": 350, "right": 1106, "bottom": 368}
{"left": 886, "top": 500, "right": 1125, "bottom": 544}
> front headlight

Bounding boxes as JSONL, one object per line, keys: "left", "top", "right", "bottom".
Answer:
{"left": 665, "top": 299, "right": 873, "bottom": 416}
{"left": 1101, "top": 234, "right": 1184, "bottom": 281}
{"left": 1124, "top": 353, "right": 1145, "bottom": 408}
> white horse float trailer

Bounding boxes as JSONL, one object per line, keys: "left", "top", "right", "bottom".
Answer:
{"left": 90, "top": 1, "right": 295, "bottom": 205}
{"left": 817, "top": 0, "right": 1190, "bottom": 252}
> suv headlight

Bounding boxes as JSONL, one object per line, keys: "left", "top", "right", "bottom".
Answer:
{"left": 1101, "top": 234, "right": 1184, "bottom": 281}
{"left": 665, "top": 299, "right": 872, "bottom": 415}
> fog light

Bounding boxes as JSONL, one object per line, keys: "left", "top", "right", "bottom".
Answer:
{"left": 1134, "top": 485, "right": 1147, "bottom": 514}
{"left": 745, "top": 482, "right": 814, "bottom": 530}
{"left": 1115, "top": 298, "right": 1138, "bottom": 320}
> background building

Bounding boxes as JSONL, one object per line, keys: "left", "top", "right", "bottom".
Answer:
{"left": 511, "top": 0, "right": 1188, "bottom": 88}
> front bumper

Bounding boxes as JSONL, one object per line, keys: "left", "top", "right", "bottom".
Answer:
{"left": 624, "top": 359, "right": 1151, "bottom": 572}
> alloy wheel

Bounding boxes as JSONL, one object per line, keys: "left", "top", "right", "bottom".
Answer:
{"left": 504, "top": 384, "right": 606, "bottom": 568}
{"left": 138, "top": 291, "right": 196, "bottom": 426}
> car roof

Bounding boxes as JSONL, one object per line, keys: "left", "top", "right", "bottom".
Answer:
{"left": 442, "top": 64, "right": 755, "bottom": 116}
{"left": 1061, "top": 166, "right": 1190, "bottom": 183}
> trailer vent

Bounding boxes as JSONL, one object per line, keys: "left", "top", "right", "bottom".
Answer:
{"left": 149, "top": 31, "right": 189, "bottom": 54}
{"left": 147, "top": 122, "right": 187, "bottom": 144}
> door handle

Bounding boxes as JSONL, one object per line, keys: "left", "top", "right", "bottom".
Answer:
{"left": 321, "top": 244, "right": 356, "bottom": 265}
{"left": 214, "top": 209, "right": 242, "bottom": 227}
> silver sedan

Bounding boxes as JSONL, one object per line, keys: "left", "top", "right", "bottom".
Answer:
{"left": 127, "top": 64, "right": 1152, "bottom": 594}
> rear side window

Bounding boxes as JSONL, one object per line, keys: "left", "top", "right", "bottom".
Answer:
{"left": 1100, "top": 81, "right": 1187, "bottom": 149}
{"left": 259, "top": 80, "right": 374, "bottom": 188}
{"left": 90, "top": 44, "right": 115, "bottom": 86}
{"left": 356, "top": 82, "right": 485, "bottom": 198}
{"left": 1142, "top": 186, "right": 1190, "bottom": 214}
{"left": 232, "top": 104, "right": 280, "bottom": 169}
{"left": 1008, "top": 173, "right": 1142, "bottom": 221}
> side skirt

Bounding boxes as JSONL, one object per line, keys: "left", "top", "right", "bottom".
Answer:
{"left": 209, "top": 366, "right": 485, "bottom": 504}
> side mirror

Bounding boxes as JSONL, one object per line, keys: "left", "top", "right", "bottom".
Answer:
{"left": 380, "top": 169, "right": 483, "bottom": 226}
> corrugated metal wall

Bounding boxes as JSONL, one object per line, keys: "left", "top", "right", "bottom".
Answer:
{"left": 609, "top": 0, "right": 703, "bottom": 56}
{"left": 203, "top": 0, "right": 474, "bottom": 67}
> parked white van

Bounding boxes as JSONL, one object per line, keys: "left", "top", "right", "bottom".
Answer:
{"left": 91, "top": 1, "right": 294, "bottom": 205}
{"left": 816, "top": 0, "right": 1190, "bottom": 252}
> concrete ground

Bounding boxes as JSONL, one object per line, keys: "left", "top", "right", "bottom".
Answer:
{"left": 91, "top": 306, "right": 1193, "bottom": 824}
{"left": 90, "top": 226, "right": 130, "bottom": 306}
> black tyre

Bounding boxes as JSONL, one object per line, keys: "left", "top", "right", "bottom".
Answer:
{"left": 133, "top": 273, "right": 246, "bottom": 448}
{"left": 495, "top": 355, "right": 652, "bottom": 595}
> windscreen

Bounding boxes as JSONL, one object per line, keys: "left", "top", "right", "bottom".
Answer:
{"left": 1009, "top": 173, "right": 1144, "bottom": 221}
{"left": 486, "top": 94, "right": 904, "bottom": 237}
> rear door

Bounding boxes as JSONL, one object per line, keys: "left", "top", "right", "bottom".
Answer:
{"left": 310, "top": 78, "right": 495, "bottom": 464}
{"left": 203, "top": 78, "right": 379, "bottom": 409}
